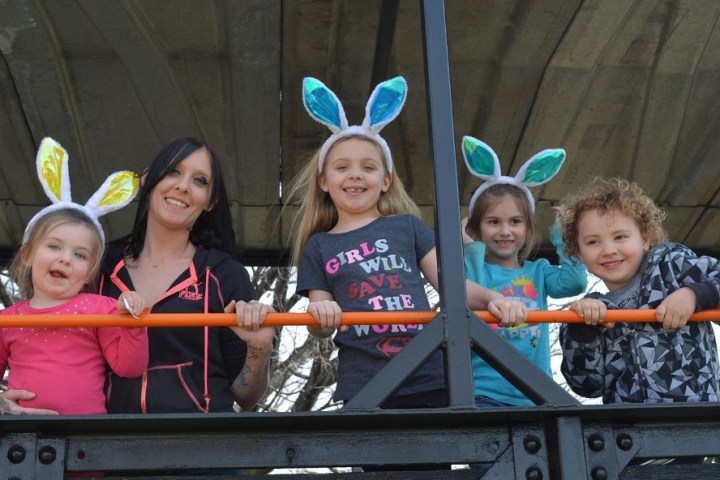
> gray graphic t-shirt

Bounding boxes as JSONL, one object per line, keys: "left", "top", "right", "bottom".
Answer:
{"left": 297, "top": 214, "right": 445, "bottom": 402}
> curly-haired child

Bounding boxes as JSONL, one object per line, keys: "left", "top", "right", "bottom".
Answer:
{"left": 558, "top": 177, "right": 720, "bottom": 405}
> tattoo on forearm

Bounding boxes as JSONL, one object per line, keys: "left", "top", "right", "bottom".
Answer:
{"left": 233, "top": 347, "right": 271, "bottom": 391}
{"left": 235, "top": 366, "right": 251, "bottom": 388}
{"left": 247, "top": 349, "right": 261, "bottom": 361}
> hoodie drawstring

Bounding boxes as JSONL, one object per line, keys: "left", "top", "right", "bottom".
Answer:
{"left": 203, "top": 267, "right": 211, "bottom": 412}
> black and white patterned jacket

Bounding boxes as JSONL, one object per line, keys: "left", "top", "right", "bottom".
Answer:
{"left": 560, "top": 243, "right": 720, "bottom": 404}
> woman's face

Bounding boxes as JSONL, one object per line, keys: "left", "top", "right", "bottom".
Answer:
{"left": 147, "top": 148, "right": 214, "bottom": 232}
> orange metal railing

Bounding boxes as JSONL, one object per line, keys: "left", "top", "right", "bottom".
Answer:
{"left": 0, "top": 309, "right": 717, "bottom": 327}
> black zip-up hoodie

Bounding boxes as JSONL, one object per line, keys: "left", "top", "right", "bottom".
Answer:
{"left": 100, "top": 243, "right": 253, "bottom": 413}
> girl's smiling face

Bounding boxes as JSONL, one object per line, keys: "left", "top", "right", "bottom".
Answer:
{"left": 28, "top": 222, "right": 98, "bottom": 307}
{"left": 478, "top": 194, "right": 527, "bottom": 268}
{"left": 319, "top": 137, "right": 391, "bottom": 224}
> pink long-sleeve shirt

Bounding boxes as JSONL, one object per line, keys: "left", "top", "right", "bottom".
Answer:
{"left": 0, "top": 293, "right": 148, "bottom": 414}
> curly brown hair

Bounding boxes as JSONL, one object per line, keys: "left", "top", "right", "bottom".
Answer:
{"left": 559, "top": 177, "right": 667, "bottom": 258}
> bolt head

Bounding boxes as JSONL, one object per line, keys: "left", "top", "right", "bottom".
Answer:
{"left": 591, "top": 466, "right": 608, "bottom": 480}
{"left": 525, "top": 466, "right": 543, "bottom": 480}
{"left": 523, "top": 435, "right": 542, "bottom": 453}
{"left": 7, "top": 445, "right": 26, "bottom": 464}
{"left": 38, "top": 446, "right": 57, "bottom": 464}
{"left": 588, "top": 433, "right": 605, "bottom": 452}
{"left": 616, "top": 433, "right": 633, "bottom": 451}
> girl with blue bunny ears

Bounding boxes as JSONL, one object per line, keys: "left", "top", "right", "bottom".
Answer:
{"left": 285, "top": 77, "right": 526, "bottom": 408}
{"left": 461, "top": 137, "right": 587, "bottom": 409}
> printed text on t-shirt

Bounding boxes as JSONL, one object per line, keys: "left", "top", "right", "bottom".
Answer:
{"left": 326, "top": 238, "right": 417, "bottom": 311}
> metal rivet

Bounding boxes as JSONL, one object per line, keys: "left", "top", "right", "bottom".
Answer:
{"left": 591, "top": 466, "right": 608, "bottom": 480}
{"left": 588, "top": 433, "right": 605, "bottom": 452}
{"left": 525, "top": 466, "right": 543, "bottom": 480}
{"left": 7, "top": 445, "right": 26, "bottom": 464}
{"left": 38, "top": 445, "right": 57, "bottom": 464}
{"left": 524, "top": 435, "right": 542, "bottom": 453}
{"left": 616, "top": 433, "right": 633, "bottom": 451}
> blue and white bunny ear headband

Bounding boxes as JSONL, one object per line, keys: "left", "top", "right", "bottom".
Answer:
{"left": 302, "top": 76, "right": 408, "bottom": 173}
{"left": 24, "top": 137, "right": 140, "bottom": 246}
{"left": 463, "top": 136, "right": 565, "bottom": 214}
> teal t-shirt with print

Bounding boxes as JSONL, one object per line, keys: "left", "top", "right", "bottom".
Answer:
{"left": 464, "top": 226, "right": 586, "bottom": 406}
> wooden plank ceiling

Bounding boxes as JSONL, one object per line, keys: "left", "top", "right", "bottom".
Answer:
{"left": 1, "top": 0, "right": 718, "bottom": 265}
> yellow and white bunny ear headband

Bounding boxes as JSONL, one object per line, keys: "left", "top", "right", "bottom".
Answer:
{"left": 302, "top": 76, "right": 408, "bottom": 173}
{"left": 462, "top": 136, "right": 566, "bottom": 214}
{"left": 24, "top": 137, "right": 140, "bottom": 247}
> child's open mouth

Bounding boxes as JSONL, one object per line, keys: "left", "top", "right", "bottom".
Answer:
{"left": 50, "top": 270, "right": 68, "bottom": 279}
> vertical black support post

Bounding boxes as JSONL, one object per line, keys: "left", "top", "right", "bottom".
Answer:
{"left": 554, "top": 416, "right": 590, "bottom": 480}
{"left": 369, "top": 0, "right": 399, "bottom": 88}
{"left": 419, "top": 0, "right": 475, "bottom": 407}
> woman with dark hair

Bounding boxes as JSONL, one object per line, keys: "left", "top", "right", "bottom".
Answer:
{"left": 99, "top": 137, "right": 275, "bottom": 414}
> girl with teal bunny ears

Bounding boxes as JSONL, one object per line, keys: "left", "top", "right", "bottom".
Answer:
{"left": 460, "top": 136, "right": 587, "bottom": 412}
{"left": 282, "top": 78, "right": 526, "bottom": 410}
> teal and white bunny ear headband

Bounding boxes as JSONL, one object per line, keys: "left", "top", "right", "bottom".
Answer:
{"left": 24, "top": 137, "right": 140, "bottom": 247}
{"left": 302, "top": 76, "right": 408, "bottom": 173}
{"left": 462, "top": 136, "right": 566, "bottom": 214}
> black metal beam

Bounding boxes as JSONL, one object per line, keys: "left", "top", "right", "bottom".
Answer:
{"left": 419, "top": 0, "right": 475, "bottom": 408}
{"left": 3, "top": 404, "right": 720, "bottom": 478}
{"left": 369, "top": 0, "right": 399, "bottom": 90}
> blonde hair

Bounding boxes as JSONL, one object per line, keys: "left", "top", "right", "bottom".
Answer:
{"left": 9, "top": 209, "right": 103, "bottom": 300}
{"left": 559, "top": 177, "right": 667, "bottom": 258}
{"left": 465, "top": 183, "right": 540, "bottom": 262}
{"left": 285, "top": 136, "right": 420, "bottom": 266}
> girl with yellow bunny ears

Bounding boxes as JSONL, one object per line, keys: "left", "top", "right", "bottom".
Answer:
{"left": 460, "top": 136, "right": 587, "bottom": 410}
{"left": 0, "top": 137, "right": 148, "bottom": 415}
